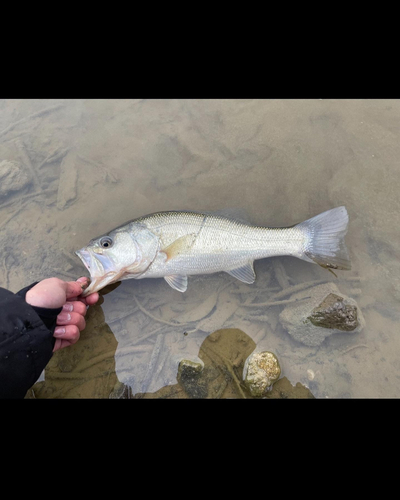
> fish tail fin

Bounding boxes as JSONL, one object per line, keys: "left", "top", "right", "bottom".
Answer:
{"left": 297, "top": 206, "right": 351, "bottom": 271}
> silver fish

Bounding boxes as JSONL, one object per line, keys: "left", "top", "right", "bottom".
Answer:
{"left": 75, "top": 207, "right": 351, "bottom": 296}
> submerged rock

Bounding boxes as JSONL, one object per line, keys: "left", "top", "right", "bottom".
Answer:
{"left": 308, "top": 293, "right": 358, "bottom": 331}
{"left": 0, "top": 159, "right": 32, "bottom": 198}
{"left": 243, "top": 351, "right": 281, "bottom": 397}
{"left": 177, "top": 359, "right": 208, "bottom": 398}
{"left": 279, "top": 282, "right": 365, "bottom": 346}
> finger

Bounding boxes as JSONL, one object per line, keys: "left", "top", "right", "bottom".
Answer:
{"left": 62, "top": 300, "right": 87, "bottom": 316}
{"left": 85, "top": 292, "right": 100, "bottom": 306}
{"left": 76, "top": 276, "right": 89, "bottom": 283}
{"left": 53, "top": 325, "right": 80, "bottom": 351}
{"left": 54, "top": 338, "right": 78, "bottom": 351}
{"left": 68, "top": 292, "right": 100, "bottom": 307}
{"left": 56, "top": 311, "right": 86, "bottom": 331}
{"left": 54, "top": 324, "right": 80, "bottom": 342}
{"left": 53, "top": 338, "right": 71, "bottom": 351}
{"left": 65, "top": 277, "right": 90, "bottom": 300}
{"left": 65, "top": 296, "right": 88, "bottom": 304}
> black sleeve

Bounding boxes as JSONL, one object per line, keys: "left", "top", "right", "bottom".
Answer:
{"left": 0, "top": 284, "right": 62, "bottom": 399}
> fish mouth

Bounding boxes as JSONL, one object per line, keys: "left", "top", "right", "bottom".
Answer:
{"left": 75, "top": 249, "right": 92, "bottom": 273}
{"left": 75, "top": 248, "right": 122, "bottom": 296}
{"left": 75, "top": 248, "right": 103, "bottom": 296}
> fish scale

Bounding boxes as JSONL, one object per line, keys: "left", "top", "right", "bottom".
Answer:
{"left": 137, "top": 211, "right": 304, "bottom": 277}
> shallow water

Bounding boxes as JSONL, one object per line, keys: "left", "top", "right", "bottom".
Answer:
{"left": 1, "top": 99, "right": 399, "bottom": 398}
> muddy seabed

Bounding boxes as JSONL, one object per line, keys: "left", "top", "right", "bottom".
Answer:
{"left": 0, "top": 99, "right": 399, "bottom": 398}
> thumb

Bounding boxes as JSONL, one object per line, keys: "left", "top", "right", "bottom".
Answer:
{"left": 65, "top": 277, "right": 90, "bottom": 299}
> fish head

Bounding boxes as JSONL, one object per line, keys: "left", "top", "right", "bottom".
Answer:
{"left": 75, "top": 224, "right": 159, "bottom": 296}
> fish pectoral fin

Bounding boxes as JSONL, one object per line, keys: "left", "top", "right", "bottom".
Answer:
{"left": 164, "top": 275, "right": 188, "bottom": 292}
{"left": 163, "top": 234, "right": 197, "bottom": 261}
{"left": 226, "top": 262, "right": 256, "bottom": 284}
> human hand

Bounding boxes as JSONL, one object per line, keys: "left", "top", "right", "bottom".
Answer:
{"left": 25, "top": 277, "right": 99, "bottom": 352}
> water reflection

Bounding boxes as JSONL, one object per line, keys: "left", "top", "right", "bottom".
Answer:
{"left": 32, "top": 299, "right": 119, "bottom": 398}
{"left": 31, "top": 310, "right": 315, "bottom": 399}
{"left": 30, "top": 263, "right": 356, "bottom": 398}
{"left": 137, "top": 328, "right": 314, "bottom": 399}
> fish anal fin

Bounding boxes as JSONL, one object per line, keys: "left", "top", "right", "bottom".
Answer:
{"left": 165, "top": 275, "right": 188, "bottom": 292}
{"left": 226, "top": 262, "right": 256, "bottom": 284}
{"left": 163, "top": 234, "right": 197, "bottom": 261}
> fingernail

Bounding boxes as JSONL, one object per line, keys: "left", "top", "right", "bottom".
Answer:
{"left": 54, "top": 327, "right": 66, "bottom": 337}
{"left": 63, "top": 303, "right": 73, "bottom": 312}
{"left": 77, "top": 277, "right": 91, "bottom": 290}
{"left": 58, "top": 312, "right": 71, "bottom": 322}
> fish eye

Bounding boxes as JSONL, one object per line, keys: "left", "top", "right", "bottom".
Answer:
{"left": 100, "top": 237, "right": 113, "bottom": 248}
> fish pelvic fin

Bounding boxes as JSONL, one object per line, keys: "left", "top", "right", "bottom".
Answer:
{"left": 226, "top": 261, "right": 256, "bottom": 284}
{"left": 298, "top": 206, "right": 351, "bottom": 272}
{"left": 164, "top": 275, "right": 188, "bottom": 292}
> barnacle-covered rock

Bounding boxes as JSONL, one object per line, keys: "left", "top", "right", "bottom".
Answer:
{"left": 243, "top": 351, "right": 281, "bottom": 397}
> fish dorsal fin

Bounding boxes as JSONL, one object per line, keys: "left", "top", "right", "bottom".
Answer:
{"left": 226, "top": 262, "right": 256, "bottom": 284}
{"left": 164, "top": 275, "right": 188, "bottom": 292}
{"left": 163, "top": 234, "right": 197, "bottom": 261}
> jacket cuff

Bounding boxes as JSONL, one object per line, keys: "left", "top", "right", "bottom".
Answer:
{"left": 0, "top": 287, "right": 56, "bottom": 398}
